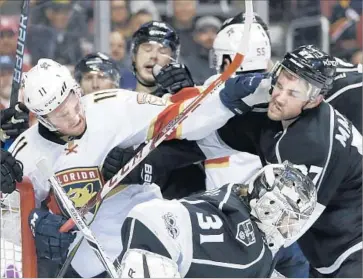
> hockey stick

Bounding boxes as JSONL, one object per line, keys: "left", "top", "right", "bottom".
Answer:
{"left": 9, "top": 0, "right": 30, "bottom": 107}
{"left": 36, "top": 158, "right": 118, "bottom": 278}
{"left": 60, "top": 0, "right": 254, "bottom": 232}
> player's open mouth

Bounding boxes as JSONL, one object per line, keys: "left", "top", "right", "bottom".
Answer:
{"left": 271, "top": 102, "right": 281, "bottom": 113}
{"left": 144, "top": 65, "right": 154, "bottom": 73}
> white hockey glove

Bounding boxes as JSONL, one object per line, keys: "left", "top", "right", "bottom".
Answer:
{"left": 116, "top": 249, "right": 180, "bottom": 278}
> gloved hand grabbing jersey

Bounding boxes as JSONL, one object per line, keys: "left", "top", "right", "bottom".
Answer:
{"left": 102, "top": 145, "right": 155, "bottom": 185}
{"left": 1, "top": 148, "right": 23, "bottom": 194}
{"left": 28, "top": 209, "right": 76, "bottom": 262}
{"left": 153, "top": 62, "right": 195, "bottom": 97}
{"left": 220, "top": 73, "right": 271, "bottom": 115}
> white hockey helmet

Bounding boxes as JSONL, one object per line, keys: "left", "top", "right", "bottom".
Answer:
{"left": 210, "top": 22, "right": 271, "bottom": 73}
{"left": 246, "top": 161, "right": 317, "bottom": 252}
{"left": 23, "top": 58, "right": 82, "bottom": 131}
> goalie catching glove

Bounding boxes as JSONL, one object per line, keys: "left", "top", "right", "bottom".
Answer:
{"left": 28, "top": 209, "right": 76, "bottom": 262}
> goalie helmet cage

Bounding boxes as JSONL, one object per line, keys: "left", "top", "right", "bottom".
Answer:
{"left": 1, "top": 178, "right": 38, "bottom": 278}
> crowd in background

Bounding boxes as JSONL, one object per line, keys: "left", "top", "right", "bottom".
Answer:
{"left": 0, "top": 0, "right": 362, "bottom": 109}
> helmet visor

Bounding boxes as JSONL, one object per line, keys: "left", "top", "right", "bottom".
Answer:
{"left": 271, "top": 62, "right": 322, "bottom": 101}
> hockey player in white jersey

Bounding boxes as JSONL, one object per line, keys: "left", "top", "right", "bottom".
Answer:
{"left": 102, "top": 13, "right": 310, "bottom": 278}
{"left": 7, "top": 58, "right": 237, "bottom": 277}
{"left": 114, "top": 161, "right": 317, "bottom": 278}
{"left": 204, "top": 12, "right": 271, "bottom": 190}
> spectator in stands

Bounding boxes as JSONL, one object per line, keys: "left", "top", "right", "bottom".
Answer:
{"left": 129, "top": 0, "right": 161, "bottom": 22}
{"left": 182, "top": 16, "right": 221, "bottom": 84}
{"left": 351, "top": 50, "right": 363, "bottom": 64}
{"left": 110, "top": 30, "right": 131, "bottom": 68}
{"left": 111, "top": 0, "right": 131, "bottom": 36}
{"left": 129, "top": 10, "right": 154, "bottom": 38}
{"left": 0, "top": 56, "right": 14, "bottom": 109}
{"left": 0, "top": 16, "right": 31, "bottom": 71}
{"left": 168, "top": 0, "right": 197, "bottom": 57}
{"left": 26, "top": 0, "right": 83, "bottom": 65}
{"left": 329, "top": 0, "right": 362, "bottom": 60}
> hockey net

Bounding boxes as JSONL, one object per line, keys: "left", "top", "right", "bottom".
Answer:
{"left": 1, "top": 178, "right": 37, "bottom": 278}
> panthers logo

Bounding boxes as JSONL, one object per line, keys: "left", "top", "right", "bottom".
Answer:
{"left": 67, "top": 183, "right": 97, "bottom": 208}
{"left": 55, "top": 167, "right": 103, "bottom": 213}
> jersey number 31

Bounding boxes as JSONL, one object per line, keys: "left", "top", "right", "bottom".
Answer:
{"left": 196, "top": 213, "right": 224, "bottom": 244}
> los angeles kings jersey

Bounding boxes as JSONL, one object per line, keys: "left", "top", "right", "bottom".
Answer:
{"left": 115, "top": 184, "right": 273, "bottom": 278}
{"left": 199, "top": 101, "right": 362, "bottom": 274}
{"left": 8, "top": 88, "right": 233, "bottom": 277}
{"left": 325, "top": 60, "right": 362, "bottom": 133}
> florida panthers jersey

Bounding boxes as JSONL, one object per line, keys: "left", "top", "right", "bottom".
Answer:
{"left": 204, "top": 153, "right": 261, "bottom": 190}
{"left": 115, "top": 184, "right": 274, "bottom": 277}
{"left": 8, "top": 88, "right": 233, "bottom": 277}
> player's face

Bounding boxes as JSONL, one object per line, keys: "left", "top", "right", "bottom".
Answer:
{"left": 46, "top": 91, "right": 86, "bottom": 136}
{"left": 134, "top": 42, "right": 173, "bottom": 83}
{"left": 80, "top": 71, "right": 116, "bottom": 95}
{"left": 268, "top": 69, "right": 311, "bottom": 121}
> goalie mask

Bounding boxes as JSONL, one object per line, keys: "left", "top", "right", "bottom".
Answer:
{"left": 242, "top": 161, "right": 317, "bottom": 252}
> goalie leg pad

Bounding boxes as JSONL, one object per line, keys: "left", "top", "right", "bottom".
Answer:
{"left": 115, "top": 249, "right": 180, "bottom": 278}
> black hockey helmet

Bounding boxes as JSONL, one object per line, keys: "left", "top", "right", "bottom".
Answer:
{"left": 220, "top": 12, "right": 270, "bottom": 42}
{"left": 130, "top": 21, "right": 180, "bottom": 60}
{"left": 271, "top": 45, "right": 336, "bottom": 97}
{"left": 74, "top": 52, "right": 121, "bottom": 86}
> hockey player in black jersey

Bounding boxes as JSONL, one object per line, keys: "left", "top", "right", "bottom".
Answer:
{"left": 325, "top": 57, "right": 362, "bottom": 133}
{"left": 213, "top": 45, "right": 362, "bottom": 278}
{"left": 103, "top": 45, "right": 362, "bottom": 278}
{"left": 114, "top": 162, "right": 317, "bottom": 278}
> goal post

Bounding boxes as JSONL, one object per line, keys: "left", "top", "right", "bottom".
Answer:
{"left": 1, "top": 177, "right": 37, "bottom": 278}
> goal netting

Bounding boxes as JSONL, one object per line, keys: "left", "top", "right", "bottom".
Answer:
{"left": 1, "top": 178, "right": 37, "bottom": 278}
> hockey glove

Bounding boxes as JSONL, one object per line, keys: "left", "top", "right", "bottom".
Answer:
{"left": 102, "top": 145, "right": 154, "bottom": 185}
{"left": 220, "top": 73, "right": 271, "bottom": 115}
{"left": 0, "top": 103, "right": 29, "bottom": 142}
{"left": 28, "top": 209, "right": 76, "bottom": 262}
{"left": 153, "top": 63, "right": 195, "bottom": 97}
{"left": 1, "top": 149, "right": 23, "bottom": 194}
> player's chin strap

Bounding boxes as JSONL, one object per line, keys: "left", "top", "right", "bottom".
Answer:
{"left": 135, "top": 73, "right": 156, "bottom": 88}
{"left": 116, "top": 249, "right": 181, "bottom": 278}
{"left": 133, "top": 62, "right": 157, "bottom": 89}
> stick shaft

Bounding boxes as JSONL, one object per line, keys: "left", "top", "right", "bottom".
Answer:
{"left": 61, "top": 0, "right": 254, "bottom": 232}
{"left": 10, "top": 0, "right": 30, "bottom": 107}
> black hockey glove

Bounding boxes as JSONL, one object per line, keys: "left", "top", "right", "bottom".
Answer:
{"left": 153, "top": 62, "right": 195, "bottom": 97}
{"left": 0, "top": 103, "right": 29, "bottom": 142}
{"left": 102, "top": 140, "right": 206, "bottom": 189}
{"left": 220, "top": 73, "right": 271, "bottom": 115}
{"left": 28, "top": 209, "right": 76, "bottom": 262}
{"left": 1, "top": 148, "right": 23, "bottom": 194}
{"left": 102, "top": 145, "right": 155, "bottom": 185}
